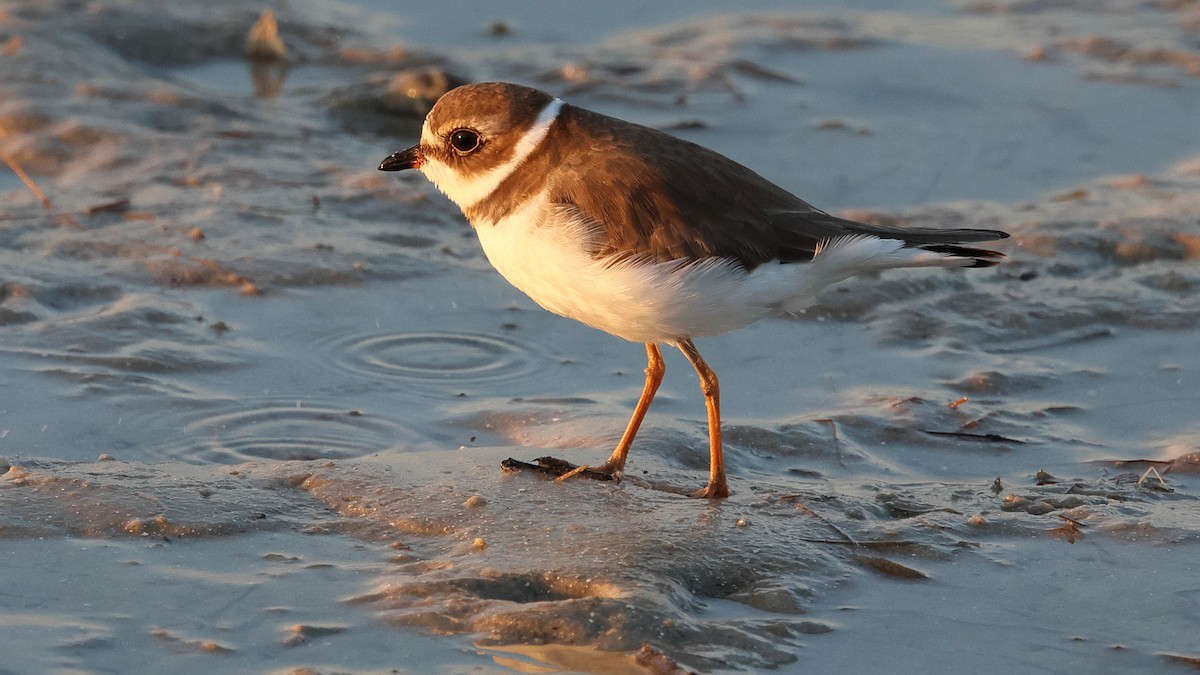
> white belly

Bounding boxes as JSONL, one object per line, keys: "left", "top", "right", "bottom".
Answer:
{"left": 471, "top": 197, "right": 938, "bottom": 344}
{"left": 473, "top": 198, "right": 779, "bottom": 344}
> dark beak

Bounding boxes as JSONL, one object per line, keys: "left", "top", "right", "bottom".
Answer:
{"left": 378, "top": 145, "right": 424, "bottom": 171}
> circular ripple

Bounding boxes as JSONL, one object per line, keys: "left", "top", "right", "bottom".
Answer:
{"left": 321, "top": 331, "right": 541, "bottom": 388}
{"left": 154, "top": 399, "right": 418, "bottom": 464}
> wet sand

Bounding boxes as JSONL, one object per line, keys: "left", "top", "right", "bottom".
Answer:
{"left": 2, "top": 0, "right": 1199, "bottom": 672}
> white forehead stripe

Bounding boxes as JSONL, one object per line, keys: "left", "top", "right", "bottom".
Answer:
{"left": 420, "top": 98, "right": 563, "bottom": 210}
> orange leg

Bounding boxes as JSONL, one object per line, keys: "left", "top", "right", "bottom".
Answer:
{"left": 676, "top": 339, "right": 729, "bottom": 499}
{"left": 598, "top": 343, "right": 665, "bottom": 480}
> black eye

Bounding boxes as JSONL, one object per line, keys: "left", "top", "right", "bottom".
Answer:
{"left": 449, "top": 129, "right": 481, "bottom": 154}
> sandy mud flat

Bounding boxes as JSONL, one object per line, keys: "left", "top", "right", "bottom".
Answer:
{"left": 2, "top": 0, "right": 1199, "bottom": 672}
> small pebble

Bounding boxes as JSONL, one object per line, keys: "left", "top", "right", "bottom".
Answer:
{"left": 1, "top": 36, "right": 24, "bottom": 56}
{"left": 472, "top": 537, "right": 488, "bottom": 551}
{"left": 967, "top": 514, "right": 987, "bottom": 527}
{"left": 97, "top": 453, "right": 115, "bottom": 461}
{"left": 247, "top": 10, "right": 288, "bottom": 63}
{"left": 1022, "top": 45, "right": 1056, "bottom": 62}
{"left": 464, "top": 495, "right": 487, "bottom": 509}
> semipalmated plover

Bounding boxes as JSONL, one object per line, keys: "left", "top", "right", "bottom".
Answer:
{"left": 380, "top": 82, "right": 1008, "bottom": 499}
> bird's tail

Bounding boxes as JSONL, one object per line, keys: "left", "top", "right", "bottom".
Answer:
{"left": 911, "top": 242, "right": 1006, "bottom": 268}
{"left": 774, "top": 233, "right": 1005, "bottom": 314}
{"left": 833, "top": 217, "right": 1009, "bottom": 268}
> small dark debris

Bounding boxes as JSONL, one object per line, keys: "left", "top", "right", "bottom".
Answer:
{"left": 923, "top": 430, "right": 1024, "bottom": 443}
{"left": 664, "top": 119, "right": 709, "bottom": 131}
{"left": 854, "top": 554, "right": 927, "bottom": 580}
{"left": 886, "top": 504, "right": 960, "bottom": 519}
{"left": 372, "top": 232, "right": 437, "bottom": 249}
{"left": 1035, "top": 468, "right": 1058, "bottom": 485}
{"left": 635, "top": 644, "right": 697, "bottom": 675}
{"left": 1161, "top": 653, "right": 1200, "bottom": 669}
{"left": 85, "top": 198, "right": 131, "bottom": 216}
{"left": 501, "top": 456, "right": 613, "bottom": 482}
{"left": 1050, "top": 517, "right": 1083, "bottom": 544}
{"left": 815, "top": 118, "right": 871, "bottom": 134}
{"left": 730, "top": 59, "right": 801, "bottom": 83}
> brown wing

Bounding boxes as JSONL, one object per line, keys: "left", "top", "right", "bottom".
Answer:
{"left": 468, "top": 103, "right": 1008, "bottom": 270}
{"left": 543, "top": 105, "right": 812, "bottom": 267}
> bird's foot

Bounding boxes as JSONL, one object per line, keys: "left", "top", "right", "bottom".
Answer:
{"left": 690, "top": 479, "right": 730, "bottom": 500}
{"left": 500, "top": 456, "right": 616, "bottom": 482}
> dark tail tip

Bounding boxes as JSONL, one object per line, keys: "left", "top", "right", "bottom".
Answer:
{"left": 919, "top": 243, "right": 1006, "bottom": 267}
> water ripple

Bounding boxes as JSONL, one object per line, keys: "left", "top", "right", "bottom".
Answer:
{"left": 153, "top": 398, "right": 418, "bottom": 464}
{"left": 319, "top": 330, "right": 542, "bottom": 391}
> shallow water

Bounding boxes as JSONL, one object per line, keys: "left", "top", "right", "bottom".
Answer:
{"left": 2, "top": 0, "right": 1199, "bottom": 672}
